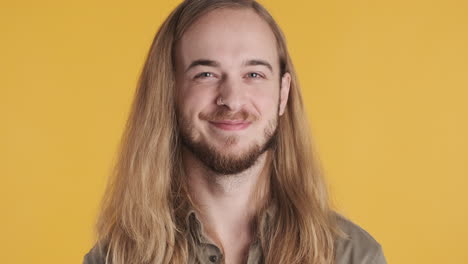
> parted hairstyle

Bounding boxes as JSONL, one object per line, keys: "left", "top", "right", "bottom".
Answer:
{"left": 93, "top": 0, "right": 347, "bottom": 263}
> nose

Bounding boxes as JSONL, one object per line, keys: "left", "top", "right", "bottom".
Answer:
{"left": 216, "top": 75, "right": 247, "bottom": 112}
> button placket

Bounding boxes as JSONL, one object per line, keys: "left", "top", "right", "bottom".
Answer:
{"left": 208, "top": 254, "right": 218, "bottom": 263}
{"left": 187, "top": 211, "right": 225, "bottom": 263}
{"left": 199, "top": 243, "right": 223, "bottom": 264}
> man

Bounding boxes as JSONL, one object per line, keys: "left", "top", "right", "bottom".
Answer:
{"left": 84, "top": 0, "right": 387, "bottom": 263}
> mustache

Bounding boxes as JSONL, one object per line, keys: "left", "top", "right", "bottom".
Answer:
{"left": 199, "top": 108, "right": 258, "bottom": 122}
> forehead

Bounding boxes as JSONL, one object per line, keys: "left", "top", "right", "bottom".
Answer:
{"left": 174, "top": 8, "right": 279, "bottom": 72}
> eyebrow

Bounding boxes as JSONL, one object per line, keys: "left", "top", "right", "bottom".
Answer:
{"left": 184, "top": 59, "right": 273, "bottom": 73}
{"left": 185, "top": 59, "right": 220, "bottom": 73}
{"left": 244, "top": 59, "right": 273, "bottom": 73}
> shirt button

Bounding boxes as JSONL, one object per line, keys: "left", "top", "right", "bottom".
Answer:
{"left": 209, "top": 255, "right": 218, "bottom": 263}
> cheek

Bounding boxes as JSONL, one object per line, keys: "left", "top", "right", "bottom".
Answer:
{"left": 178, "top": 86, "right": 214, "bottom": 119}
{"left": 251, "top": 87, "right": 280, "bottom": 117}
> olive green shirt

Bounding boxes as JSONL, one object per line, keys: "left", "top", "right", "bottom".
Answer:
{"left": 83, "top": 207, "right": 387, "bottom": 264}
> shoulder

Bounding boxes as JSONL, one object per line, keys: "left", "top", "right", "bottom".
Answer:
{"left": 82, "top": 242, "right": 109, "bottom": 264}
{"left": 333, "top": 212, "right": 387, "bottom": 264}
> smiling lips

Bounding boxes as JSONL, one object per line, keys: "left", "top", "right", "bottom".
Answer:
{"left": 209, "top": 120, "right": 251, "bottom": 130}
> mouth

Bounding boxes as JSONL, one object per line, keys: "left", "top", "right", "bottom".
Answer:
{"left": 209, "top": 120, "right": 251, "bottom": 131}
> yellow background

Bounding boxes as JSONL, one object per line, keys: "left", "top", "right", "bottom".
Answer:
{"left": 2, "top": 0, "right": 467, "bottom": 263}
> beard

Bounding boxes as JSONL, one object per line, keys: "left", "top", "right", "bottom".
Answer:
{"left": 178, "top": 108, "right": 278, "bottom": 175}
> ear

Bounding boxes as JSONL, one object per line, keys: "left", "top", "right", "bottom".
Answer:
{"left": 279, "top": 72, "right": 291, "bottom": 116}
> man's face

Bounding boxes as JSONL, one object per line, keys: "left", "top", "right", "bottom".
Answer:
{"left": 174, "top": 8, "right": 290, "bottom": 175}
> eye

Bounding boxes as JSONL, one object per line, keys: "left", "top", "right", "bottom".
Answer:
{"left": 194, "top": 72, "right": 215, "bottom": 79}
{"left": 246, "top": 72, "right": 264, "bottom": 79}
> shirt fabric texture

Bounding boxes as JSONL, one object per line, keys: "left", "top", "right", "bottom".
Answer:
{"left": 83, "top": 205, "right": 387, "bottom": 264}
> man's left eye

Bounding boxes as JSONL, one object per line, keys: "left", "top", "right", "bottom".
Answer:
{"left": 246, "top": 72, "right": 263, "bottom": 78}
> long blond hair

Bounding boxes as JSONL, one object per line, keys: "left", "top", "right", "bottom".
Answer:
{"left": 93, "top": 0, "right": 346, "bottom": 263}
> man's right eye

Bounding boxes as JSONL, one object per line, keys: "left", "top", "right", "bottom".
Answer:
{"left": 194, "top": 72, "right": 214, "bottom": 79}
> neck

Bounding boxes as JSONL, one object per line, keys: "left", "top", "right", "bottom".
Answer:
{"left": 182, "top": 147, "right": 271, "bottom": 256}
